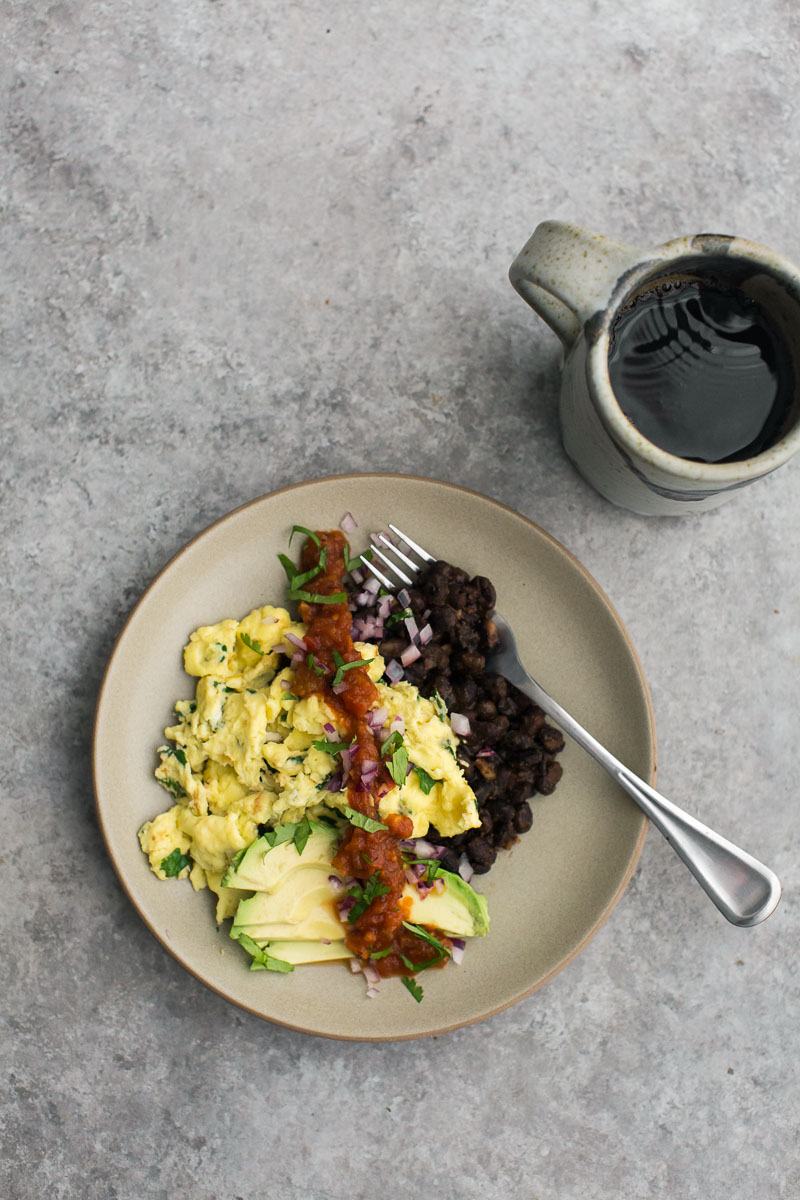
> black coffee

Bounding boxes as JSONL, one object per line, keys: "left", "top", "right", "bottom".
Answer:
{"left": 607, "top": 270, "right": 796, "bottom": 463}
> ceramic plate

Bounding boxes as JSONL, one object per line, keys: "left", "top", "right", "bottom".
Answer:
{"left": 93, "top": 474, "right": 655, "bottom": 1040}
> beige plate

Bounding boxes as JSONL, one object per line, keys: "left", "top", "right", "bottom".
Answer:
{"left": 93, "top": 474, "right": 655, "bottom": 1041}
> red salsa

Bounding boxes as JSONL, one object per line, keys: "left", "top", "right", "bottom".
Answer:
{"left": 292, "top": 530, "right": 446, "bottom": 977}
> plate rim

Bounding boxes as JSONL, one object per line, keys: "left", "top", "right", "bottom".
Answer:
{"left": 92, "top": 472, "right": 656, "bottom": 1041}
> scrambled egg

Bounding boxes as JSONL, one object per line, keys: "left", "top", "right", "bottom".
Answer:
{"left": 139, "top": 602, "right": 480, "bottom": 916}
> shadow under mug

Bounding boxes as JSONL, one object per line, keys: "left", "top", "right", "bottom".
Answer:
{"left": 509, "top": 221, "right": 800, "bottom": 516}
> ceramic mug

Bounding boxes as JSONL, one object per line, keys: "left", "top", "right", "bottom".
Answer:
{"left": 509, "top": 221, "right": 800, "bottom": 515}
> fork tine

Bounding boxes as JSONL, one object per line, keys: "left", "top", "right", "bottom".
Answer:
{"left": 388, "top": 524, "right": 435, "bottom": 563}
{"left": 363, "top": 557, "right": 395, "bottom": 590}
{"left": 375, "top": 533, "right": 419, "bottom": 575}
{"left": 369, "top": 544, "right": 413, "bottom": 586}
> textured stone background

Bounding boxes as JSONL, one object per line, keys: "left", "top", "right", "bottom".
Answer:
{"left": 2, "top": 2, "right": 798, "bottom": 1197}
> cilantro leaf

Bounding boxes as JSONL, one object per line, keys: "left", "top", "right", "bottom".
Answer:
{"left": 160, "top": 848, "right": 191, "bottom": 877}
{"left": 311, "top": 738, "right": 352, "bottom": 755}
{"left": 277, "top": 552, "right": 299, "bottom": 583}
{"left": 339, "top": 804, "right": 387, "bottom": 833}
{"left": 402, "top": 921, "right": 451, "bottom": 957}
{"left": 289, "top": 588, "right": 347, "bottom": 605}
{"left": 158, "top": 777, "right": 186, "bottom": 799}
{"left": 263, "top": 823, "right": 297, "bottom": 849}
{"left": 347, "top": 872, "right": 390, "bottom": 922}
{"left": 414, "top": 765, "right": 437, "bottom": 794}
{"left": 369, "top": 946, "right": 394, "bottom": 961}
{"left": 388, "top": 746, "right": 409, "bottom": 787}
{"left": 380, "top": 731, "right": 404, "bottom": 757}
{"left": 386, "top": 607, "right": 413, "bottom": 626}
{"left": 161, "top": 745, "right": 187, "bottom": 766}
{"left": 431, "top": 691, "right": 448, "bottom": 721}
{"left": 289, "top": 524, "right": 320, "bottom": 547}
{"left": 343, "top": 543, "right": 369, "bottom": 573}
{"left": 238, "top": 631, "right": 264, "bottom": 655}
{"left": 331, "top": 651, "right": 373, "bottom": 686}
{"left": 292, "top": 816, "right": 313, "bottom": 856}
{"left": 401, "top": 975, "right": 424, "bottom": 1003}
{"left": 306, "top": 652, "right": 326, "bottom": 677}
{"left": 235, "top": 932, "right": 294, "bottom": 973}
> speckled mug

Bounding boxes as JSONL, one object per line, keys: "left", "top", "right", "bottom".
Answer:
{"left": 509, "top": 221, "right": 800, "bottom": 515}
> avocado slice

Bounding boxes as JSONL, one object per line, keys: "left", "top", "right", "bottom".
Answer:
{"left": 221, "top": 820, "right": 341, "bottom": 891}
{"left": 250, "top": 939, "right": 354, "bottom": 965}
{"left": 406, "top": 869, "right": 490, "bottom": 938}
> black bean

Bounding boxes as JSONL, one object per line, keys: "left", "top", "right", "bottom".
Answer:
{"left": 538, "top": 723, "right": 565, "bottom": 753}
{"left": 466, "top": 837, "right": 497, "bottom": 873}
{"left": 514, "top": 803, "right": 533, "bottom": 833}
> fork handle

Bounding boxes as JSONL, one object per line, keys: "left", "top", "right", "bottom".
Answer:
{"left": 516, "top": 677, "right": 782, "bottom": 927}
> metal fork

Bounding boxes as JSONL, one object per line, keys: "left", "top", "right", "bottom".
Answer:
{"left": 365, "top": 525, "right": 782, "bottom": 927}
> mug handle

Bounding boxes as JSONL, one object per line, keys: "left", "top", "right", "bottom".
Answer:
{"left": 509, "top": 221, "right": 644, "bottom": 347}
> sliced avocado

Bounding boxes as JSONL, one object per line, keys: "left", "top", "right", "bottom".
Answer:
{"left": 221, "top": 820, "right": 340, "bottom": 891}
{"left": 231, "top": 873, "right": 345, "bottom": 943}
{"left": 404, "top": 869, "right": 489, "bottom": 938}
{"left": 252, "top": 939, "right": 354, "bottom": 965}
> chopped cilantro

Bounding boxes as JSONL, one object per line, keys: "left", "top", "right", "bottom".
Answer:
{"left": 369, "top": 946, "right": 393, "bottom": 960}
{"left": 287, "top": 754, "right": 305, "bottom": 763}
{"left": 343, "top": 543, "right": 368, "bottom": 573}
{"left": 262, "top": 823, "right": 297, "bottom": 849}
{"left": 238, "top": 631, "right": 264, "bottom": 655}
{"left": 311, "top": 738, "right": 352, "bottom": 755}
{"left": 223, "top": 685, "right": 238, "bottom": 693}
{"left": 388, "top": 746, "right": 408, "bottom": 787}
{"left": 401, "top": 975, "right": 424, "bottom": 1003}
{"left": 161, "top": 745, "right": 187, "bottom": 766}
{"left": 347, "top": 872, "right": 390, "bottom": 923}
{"left": 331, "top": 650, "right": 373, "bottom": 686}
{"left": 306, "top": 652, "right": 326, "bottom": 677}
{"left": 292, "top": 816, "right": 313, "bottom": 855}
{"left": 431, "top": 691, "right": 448, "bottom": 721}
{"left": 339, "top": 804, "right": 387, "bottom": 833}
{"left": 386, "top": 607, "right": 413, "bottom": 626}
{"left": 160, "top": 848, "right": 191, "bottom": 877}
{"left": 289, "top": 587, "right": 347, "bottom": 605}
{"left": 235, "top": 932, "right": 294, "bottom": 973}
{"left": 380, "top": 730, "right": 404, "bottom": 757}
{"left": 289, "top": 524, "right": 320, "bottom": 547}
{"left": 402, "top": 921, "right": 451, "bottom": 957}
{"left": 158, "top": 777, "right": 186, "bottom": 799}
{"left": 404, "top": 857, "right": 442, "bottom": 883}
{"left": 282, "top": 691, "right": 299, "bottom": 702}
{"left": 414, "top": 765, "right": 437, "bottom": 794}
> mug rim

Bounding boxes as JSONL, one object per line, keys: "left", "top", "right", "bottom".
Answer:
{"left": 586, "top": 233, "right": 800, "bottom": 482}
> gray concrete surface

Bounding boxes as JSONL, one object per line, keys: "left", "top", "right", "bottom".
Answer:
{"left": 2, "top": 2, "right": 798, "bottom": 1197}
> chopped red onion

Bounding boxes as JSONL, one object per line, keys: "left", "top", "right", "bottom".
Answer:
{"left": 332, "top": 682, "right": 347, "bottom": 695}
{"left": 362, "top": 962, "right": 381, "bottom": 986}
{"left": 389, "top": 715, "right": 405, "bottom": 735}
{"left": 323, "top": 722, "right": 336, "bottom": 736}
{"left": 407, "top": 838, "right": 438, "bottom": 859}
{"left": 416, "top": 881, "right": 433, "bottom": 898}
{"left": 433, "top": 878, "right": 445, "bottom": 894}
{"left": 339, "top": 511, "right": 358, "bottom": 534}
{"left": 349, "top": 957, "right": 362, "bottom": 974}
{"left": 400, "top": 643, "right": 421, "bottom": 667}
{"left": 377, "top": 595, "right": 392, "bottom": 620}
{"left": 385, "top": 659, "right": 404, "bottom": 684}
{"left": 404, "top": 867, "right": 420, "bottom": 886}
{"left": 450, "top": 939, "right": 465, "bottom": 965}
{"left": 338, "top": 897, "right": 356, "bottom": 920}
{"left": 404, "top": 615, "right": 419, "bottom": 641}
{"left": 366, "top": 985, "right": 380, "bottom": 999}
{"left": 355, "top": 591, "right": 372, "bottom": 607}
{"left": 418, "top": 623, "right": 433, "bottom": 645}
{"left": 328, "top": 875, "right": 344, "bottom": 892}
{"left": 284, "top": 632, "right": 307, "bottom": 652}
{"left": 367, "top": 706, "right": 388, "bottom": 729}
{"left": 325, "top": 772, "right": 344, "bottom": 793}
{"left": 476, "top": 747, "right": 496, "bottom": 759}
{"left": 365, "top": 575, "right": 381, "bottom": 595}
{"left": 280, "top": 679, "right": 292, "bottom": 690}
{"left": 340, "top": 748, "right": 353, "bottom": 777}
{"left": 350, "top": 567, "right": 364, "bottom": 585}
{"left": 397, "top": 588, "right": 411, "bottom": 606}
{"left": 450, "top": 712, "right": 471, "bottom": 737}
{"left": 291, "top": 652, "right": 304, "bottom": 666}
{"left": 457, "top": 853, "right": 474, "bottom": 883}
